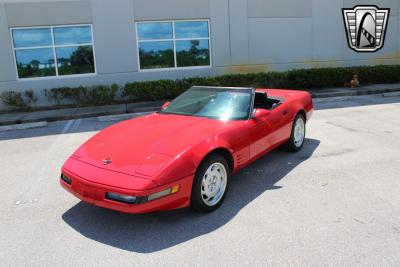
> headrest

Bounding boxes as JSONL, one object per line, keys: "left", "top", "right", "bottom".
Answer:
{"left": 254, "top": 92, "right": 267, "bottom": 104}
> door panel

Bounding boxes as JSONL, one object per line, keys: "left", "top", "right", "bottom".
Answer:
{"left": 249, "top": 113, "right": 274, "bottom": 158}
{"left": 268, "top": 104, "right": 292, "bottom": 145}
{"left": 248, "top": 106, "right": 292, "bottom": 159}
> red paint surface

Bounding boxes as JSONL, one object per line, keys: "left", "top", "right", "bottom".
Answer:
{"left": 61, "top": 89, "right": 313, "bottom": 213}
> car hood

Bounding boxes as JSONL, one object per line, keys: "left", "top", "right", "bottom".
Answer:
{"left": 72, "top": 113, "right": 231, "bottom": 178}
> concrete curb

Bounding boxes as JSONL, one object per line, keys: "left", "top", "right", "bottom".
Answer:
{"left": 382, "top": 92, "right": 400, "bottom": 97}
{"left": 0, "top": 121, "right": 47, "bottom": 132}
{"left": 313, "top": 96, "right": 353, "bottom": 103}
{"left": 311, "top": 87, "right": 400, "bottom": 98}
{"left": 98, "top": 112, "right": 151, "bottom": 122}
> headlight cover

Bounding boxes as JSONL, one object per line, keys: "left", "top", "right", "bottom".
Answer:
{"left": 105, "top": 185, "right": 180, "bottom": 205}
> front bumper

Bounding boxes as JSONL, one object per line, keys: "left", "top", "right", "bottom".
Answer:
{"left": 60, "top": 168, "right": 193, "bottom": 214}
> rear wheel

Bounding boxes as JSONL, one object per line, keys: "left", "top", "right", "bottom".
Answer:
{"left": 191, "top": 154, "right": 230, "bottom": 212}
{"left": 285, "top": 113, "right": 306, "bottom": 152}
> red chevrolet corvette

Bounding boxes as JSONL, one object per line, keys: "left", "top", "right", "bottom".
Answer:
{"left": 61, "top": 86, "right": 313, "bottom": 213}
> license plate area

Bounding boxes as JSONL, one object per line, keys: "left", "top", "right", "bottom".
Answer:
{"left": 73, "top": 182, "right": 97, "bottom": 203}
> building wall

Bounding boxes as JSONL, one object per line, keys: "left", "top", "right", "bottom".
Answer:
{"left": 0, "top": 0, "right": 399, "bottom": 108}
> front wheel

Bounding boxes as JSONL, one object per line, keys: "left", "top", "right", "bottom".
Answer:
{"left": 190, "top": 154, "right": 230, "bottom": 212}
{"left": 285, "top": 113, "right": 306, "bottom": 152}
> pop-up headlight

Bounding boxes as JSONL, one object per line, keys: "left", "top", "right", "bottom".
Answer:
{"left": 105, "top": 192, "right": 137, "bottom": 204}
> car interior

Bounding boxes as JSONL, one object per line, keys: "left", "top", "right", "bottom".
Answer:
{"left": 253, "top": 92, "right": 282, "bottom": 110}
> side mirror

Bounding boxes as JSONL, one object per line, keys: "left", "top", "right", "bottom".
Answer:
{"left": 161, "top": 101, "right": 170, "bottom": 110}
{"left": 252, "top": 108, "right": 270, "bottom": 119}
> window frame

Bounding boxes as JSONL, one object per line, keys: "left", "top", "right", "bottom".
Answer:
{"left": 10, "top": 24, "right": 97, "bottom": 80}
{"left": 135, "top": 19, "right": 212, "bottom": 72}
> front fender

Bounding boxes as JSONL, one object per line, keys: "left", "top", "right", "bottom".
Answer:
{"left": 288, "top": 91, "right": 313, "bottom": 122}
{"left": 155, "top": 138, "right": 233, "bottom": 186}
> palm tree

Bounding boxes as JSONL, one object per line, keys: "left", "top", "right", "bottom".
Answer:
{"left": 30, "top": 60, "right": 40, "bottom": 69}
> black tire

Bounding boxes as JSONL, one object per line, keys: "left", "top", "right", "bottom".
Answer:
{"left": 190, "top": 154, "right": 230, "bottom": 212}
{"left": 285, "top": 113, "right": 306, "bottom": 152}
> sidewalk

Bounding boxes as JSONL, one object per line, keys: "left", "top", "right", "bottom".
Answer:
{"left": 309, "top": 83, "right": 400, "bottom": 98}
{"left": 1, "top": 83, "right": 399, "bottom": 127}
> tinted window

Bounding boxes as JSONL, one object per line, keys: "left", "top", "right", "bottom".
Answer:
{"left": 56, "top": 46, "right": 95, "bottom": 75}
{"left": 138, "top": 41, "right": 174, "bottom": 69}
{"left": 136, "top": 20, "right": 210, "bottom": 70}
{"left": 175, "top": 21, "right": 209, "bottom": 38}
{"left": 176, "top": 39, "right": 210, "bottom": 67}
{"left": 54, "top": 26, "right": 92, "bottom": 45}
{"left": 137, "top": 22, "right": 173, "bottom": 40}
{"left": 11, "top": 25, "right": 95, "bottom": 79}
{"left": 15, "top": 48, "right": 56, "bottom": 78}
{"left": 12, "top": 28, "right": 52, "bottom": 48}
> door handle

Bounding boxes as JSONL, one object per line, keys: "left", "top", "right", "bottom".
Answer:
{"left": 282, "top": 110, "right": 288, "bottom": 115}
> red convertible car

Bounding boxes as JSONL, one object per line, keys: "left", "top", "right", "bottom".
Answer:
{"left": 61, "top": 86, "right": 313, "bottom": 213}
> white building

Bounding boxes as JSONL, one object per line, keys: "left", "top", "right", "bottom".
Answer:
{"left": 0, "top": 0, "right": 399, "bottom": 108}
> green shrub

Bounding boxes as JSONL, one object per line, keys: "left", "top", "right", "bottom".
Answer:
{"left": 73, "top": 84, "right": 119, "bottom": 106}
{"left": 123, "top": 80, "right": 180, "bottom": 101}
{"left": 0, "top": 91, "right": 29, "bottom": 109}
{"left": 3, "top": 65, "right": 400, "bottom": 110}
{"left": 44, "top": 84, "right": 119, "bottom": 106}
{"left": 0, "top": 90, "right": 38, "bottom": 109}
{"left": 24, "top": 90, "right": 38, "bottom": 106}
{"left": 123, "top": 65, "right": 400, "bottom": 100}
{"left": 44, "top": 87, "right": 73, "bottom": 105}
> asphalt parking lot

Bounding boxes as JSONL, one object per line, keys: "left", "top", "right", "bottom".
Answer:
{"left": 1, "top": 94, "right": 399, "bottom": 266}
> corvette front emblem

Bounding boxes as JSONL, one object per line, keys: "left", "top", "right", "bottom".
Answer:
{"left": 342, "top": 5, "right": 390, "bottom": 52}
{"left": 102, "top": 158, "right": 112, "bottom": 165}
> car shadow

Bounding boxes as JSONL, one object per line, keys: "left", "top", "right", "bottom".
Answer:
{"left": 62, "top": 138, "right": 320, "bottom": 253}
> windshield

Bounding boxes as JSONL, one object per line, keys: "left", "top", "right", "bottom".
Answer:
{"left": 160, "top": 87, "right": 253, "bottom": 120}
